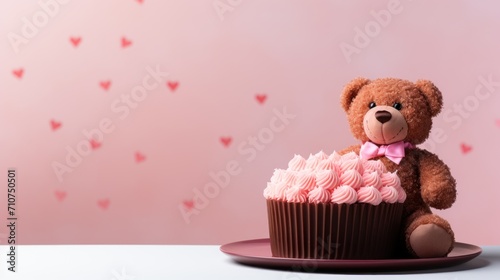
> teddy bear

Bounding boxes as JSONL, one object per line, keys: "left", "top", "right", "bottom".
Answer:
{"left": 339, "top": 77, "right": 457, "bottom": 258}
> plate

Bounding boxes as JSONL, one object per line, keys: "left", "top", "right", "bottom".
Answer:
{"left": 220, "top": 238, "right": 482, "bottom": 272}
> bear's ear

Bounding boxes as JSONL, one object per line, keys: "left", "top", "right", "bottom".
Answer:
{"left": 415, "top": 80, "right": 443, "bottom": 117}
{"left": 340, "top": 77, "right": 370, "bottom": 112}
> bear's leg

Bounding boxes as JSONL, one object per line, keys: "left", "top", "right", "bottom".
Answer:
{"left": 405, "top": 212, "right": 454, "bottom": 258}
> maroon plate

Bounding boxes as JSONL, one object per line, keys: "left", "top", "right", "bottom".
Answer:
{"left": 220, "top": 238, "right": 482, "bottom": 272}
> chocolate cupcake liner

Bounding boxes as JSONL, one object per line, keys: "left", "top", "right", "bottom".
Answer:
{"left": 266, "top": 200, "right": 404, "bottom": 259}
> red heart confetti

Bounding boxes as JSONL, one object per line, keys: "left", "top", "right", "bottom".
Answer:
{"left": 50, "top": 119, "right": 62, "bottom": 131}
{"left": 100, "top": 80, "right": 111, "bottom": 91}
{"left": 135, "top": 152, "right": 146, "bottom": 163}
{"left": 220, "top": 137, "right": 232, "bottom": 148}
{"left": 121, "top": 37, "right": 132, "bottom": 48}
{"left": 90, "top": 139, "right": 101, "bottom": 150}
{"left": 97, "top": 199, "right": 110, "bottom": 210}
{"left": 255, "top": 94, "right": 267, "bottom": 104}
{"left": 55, "top": 190, "right": 67, "bottom": 202}
{"left": 460, "top": 143, "right": 472, "bottom": 154}
{"left": 183, "top": 200, "right": 195, "bottom": 211}
{"left": 70, "top": 37, "right": 81, "bottom": 47}
{"left": 167, "top": 81, "right": 179, "bottom": 92}
{"left": 12, "top": 68, "right": 24, "bottom": 79}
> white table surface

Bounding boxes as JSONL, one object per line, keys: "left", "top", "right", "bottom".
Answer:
{"left": 0, "top": 245, "right": 499, "bottom": 279}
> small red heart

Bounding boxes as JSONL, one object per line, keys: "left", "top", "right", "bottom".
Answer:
{"left": 55, "top": 190, "right": 67, "bottom": 202}
{"left": 121, "top": 37, "right": 132, "bottom": 48}
{"left": 90, "top": 139, "right": 101, "bottom": 150}
{"left": 50, "top": 119, "right": 62, "bottom": 131}
{"left": 100, "top": 80, "right": 111, "bottom": 91}
{"left": 97, "top": 199, "right": 110, "bottom": 210}
{"left": 255, "top": 94, "right": 267, "bottom": 104}
{"left": 183, "top": 200, "right": 195, "bottom": 210}
{"left": 460, "top": 143, "right": 472, "bottom": 154}
{"left": 135, "top": 152, "right": 146, "bottom": 163}
{"left": 167, "top": 81, "right": 179, "bottom": 92}
{"left": 220, "top": 137, "right": 232, "bottom": 148}
{"left": 12, "top": 68, "right": 24, "bottom": 79}
{"left": 69, "top": 37, "right": 81, "bottom": 47}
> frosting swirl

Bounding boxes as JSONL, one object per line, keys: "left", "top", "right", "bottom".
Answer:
{"left": 295, "top": 171, "right": 317, "bottom": 192}
{"left": 305, "top": 154, "right": 320, "bottom": 170}
{"left": 315, "top": 150, "right": 329, "bottom": 160}
{"left": 341, "top": 151, "right": 358, "bottom": 161}
{"left": 379, "top": 186, "right": 399, "bottom": 203}
{"left": 381, "top": 172, "right": 401, "bottom": 188}
{"left": 331, "top": 185, "right": 358, "bottom": 204}
{"left": 339, "top": 169, "right": 363, "bottom": 189}
{"left": 263, "top": 182, "right": 274, "bottom": 199}
{"left": 316, "top": 159, "right": 334, "bottom": 170}
{"left": 340, "top": 158, "right": 364, "bottom": 174}
{"left": 315, "top": 169, "right": 339, "bottom": 190}
{"left": 288, "top": 154, "right": 306, "bottom": 171}
{"left": 363, "top": 159, "right": 387, "bottom": 174}
{"left": 397, "top": 186, "right": 407, "bottom": 203}
{"left": 283, "top": 170, "right": 297, "bottom": 186}
{"left": 270, "top": 169, "right": 285, "bottom": 184}
{"left": 286, "top": 186, "right": 308, "bottom": 203}
{"left": 328, "top": 151, "right": 341, "bottom": 162}
{"left": 274, "top": 182, "right": 289, "bottom": 201}
{"left": 357, "top": 186, "right": 382, "bottom": 205}
{"left": 308, "top": 187, "right": 331, "bottom": 204}
{"left": 362, "top": 171, "right": 381, "bottom": 189}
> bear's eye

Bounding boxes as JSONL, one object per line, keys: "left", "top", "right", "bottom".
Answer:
{"left": 368, "top": 102, "right": 376, "bottom": 109}
{"left": 393, "top": 102, "right": 402, "bottom": 110}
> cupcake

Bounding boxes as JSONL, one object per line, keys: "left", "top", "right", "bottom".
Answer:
{"left": 264, "top": 151, "right": 405, "bottom": 259}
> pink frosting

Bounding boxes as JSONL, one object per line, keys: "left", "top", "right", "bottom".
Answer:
{"left": 265, "top": 151, "right": 406, "bottom": 204}
{"left": 339, "top": 169, "right": 363, "bottom": 189}
{"left": 286, "top": 186, "right": 308, "bottom": 203}
{"left": 397, "top": 186, "right": 407, "bottom": 203}
{"left": 328, "top": 151, "right": 341, "bottom": 162}
{"left": 315, "top": 170, "right": 339, "bottom": 190}
{"left": 379, "top": 186, "right": 399, "bottom": 203}
{"left": 305, "top": 154, "right": 320, "bottom": 170}
{"left": 308, "top": 187, "right": 331, "bottom": 204}
{"left": 283, "top": 170, "right": 297, "bottom": 186}
{"left": 357, "top": 186, "right": 382, "bottom": 205}
{"left": 315, "top": 150, "right": 329, "bottom": 160}
{"left": 381, "top": 172, "right": 401, "bottom": 188}
{"left": 274, "top": 182, "right": 289, "bottom": 201}
{"left": 288, "top": 154, "right": 306, "bottom": 171}
{"left": 263, "top": 182, "right": 274, "bottom": 199}
{"left": 362, "top": 171, "right": 382, "bottom": 189}
{"left": 295, "top": 172, "right": 317, "bottom": 192}
{"left": 363, "top": 159, "right": 387, "bottom": 174}
{"left": 331, "top": 185, "right": 358, "bottom": 204}
{"left": 270, "top": 169, "right": 285, "bottom": 184}
{"left": 341, "top": 151, "right": 358, "bottom": 161}
{"left": 340, "top": 158, "right": 364, "bottom": 174}
{"left": 316, "top": 159, "right": 336, "bottom": 171}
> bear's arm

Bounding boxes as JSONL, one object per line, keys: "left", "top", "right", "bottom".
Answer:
{"left": 418, "top": 150, "right": 457, "bottom": 209}
{"left": 339, "top": 145, "right": 361, "bottom": 155}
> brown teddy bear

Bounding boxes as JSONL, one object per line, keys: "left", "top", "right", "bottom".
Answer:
{"left": 339, "top": 77, "right": 457, "bottom": 258}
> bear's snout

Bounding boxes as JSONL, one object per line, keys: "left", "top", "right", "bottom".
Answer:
{"left": 363, "top": 105, "right": 408, "bottom": 144}
{"left": 375, "top": 110, "right": 392, "bottom": 124}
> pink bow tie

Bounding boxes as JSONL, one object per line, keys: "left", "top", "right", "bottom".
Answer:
{"left": 360, "top": 141, "right": 414, "bottom": 164}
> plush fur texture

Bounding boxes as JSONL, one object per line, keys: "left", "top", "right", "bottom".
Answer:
{"left": 339, "top": 77, "right": 457, "bottom": 258}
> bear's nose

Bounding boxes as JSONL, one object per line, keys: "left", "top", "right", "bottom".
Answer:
{"left": 375, "top": 110, "right": 392, "bottom": 123}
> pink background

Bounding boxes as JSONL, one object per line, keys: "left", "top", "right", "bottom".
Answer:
{"left": 1, "top": 0, "right": 499, "bottom": 245}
